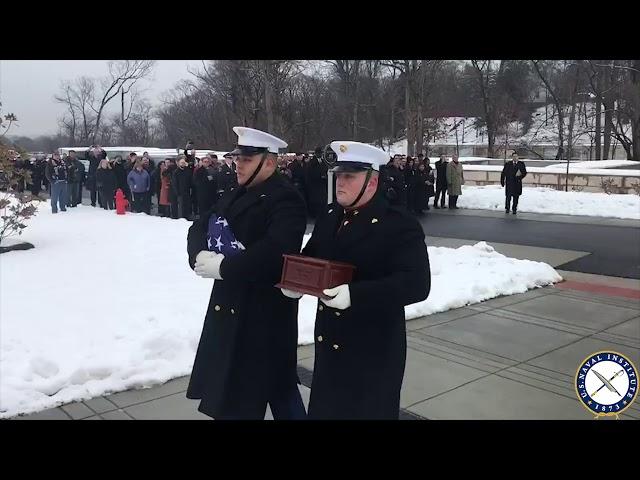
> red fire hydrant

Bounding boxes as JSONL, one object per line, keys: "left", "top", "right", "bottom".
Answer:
{"left": 115, "top": 188, "right": 129, "bottom": 215}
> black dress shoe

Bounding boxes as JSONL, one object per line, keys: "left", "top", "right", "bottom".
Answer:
{"left": 505, "top": 209, "right": 510, "bottom": 213}
{"left": 513, "top": 210, "right": 517, "bottom": 214}
{"left": 434, "top": 205, "right": 440, "bottom": 209}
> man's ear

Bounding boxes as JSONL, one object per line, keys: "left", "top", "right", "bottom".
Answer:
{"left": 369, "top": 172, "right": 379, "bottom": 190}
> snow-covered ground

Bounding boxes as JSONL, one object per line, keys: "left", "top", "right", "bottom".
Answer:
{"left": 457, "top": 185, "right": 640, "bottom": 220}
{"left": 0, "top": 205, "right": 562, "bottom": 418}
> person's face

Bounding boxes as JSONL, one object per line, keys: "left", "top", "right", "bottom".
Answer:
{"left": 201, "top": 158, "right": 211, "bottom": 168}
{"left": 178, "top": 159, "right": 187, "bottom": 169}
{"left": 453, "top": 155, "right": 459, "bottom": 163}
{"left": 235, "top": 153, "right": 272, "bottom": 186}
{"left": 419, "top": 164, "right": 425, "bottom": 171}
{"left": 512, "top": 154, "right": 518, "bottom": 162}
{"left": 335, "top": 170, "right": 378, "bottom": 207}
{"left": 130, "top": 155, "right": 137, "bottom": 163}
{"left": 69, "top": 152, "right": 76, "bottom": 159}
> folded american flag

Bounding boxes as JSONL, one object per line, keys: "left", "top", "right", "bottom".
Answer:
{"left": 206, "top": 215, "right": 245, "bottom": 257}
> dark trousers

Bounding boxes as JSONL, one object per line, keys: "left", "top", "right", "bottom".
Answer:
{"left": 434, "top": 185, "right": 447, "bottom": 207}
{"left": 30, "top": 179, "right": 42, "bottom": 196}
{"left": 191, "top": 193, "right": 199, "bottom": 217}
{"left": 177, "top": 195, "right": 192, "bottom": 220}
{"left": 132, "top": 192, "right": 150, "bottom": 214}
{"left": 90, "top": 189, "right": 98, "bottom": 207}
{"left": 67, "top": 182, "right": 81, "bottom": 206}
{"left": 158, "top": 205, "right": 170, "bottom": 217}
{"left": 448, "top": 195, "right": 459, "bottom": 208}
{"left": 171, "top": 197, "right": 180, "bottom": 219}
{"left": 217, "top": 385, "right": 307, "bottom": 420}
{"left": 100, "top": 189, "right": 115, "bottom": 210}
{"left": 506, "top": 194, "right": 519, "bottom": 212}
{"left": 74, "top": 183, "right": 83, "bottom": 206}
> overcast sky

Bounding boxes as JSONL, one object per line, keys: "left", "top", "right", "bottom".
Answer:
{"left": 0, "top": 60, "right": 202, "bottom": 137}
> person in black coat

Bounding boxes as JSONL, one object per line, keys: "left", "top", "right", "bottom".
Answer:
{"left": 288, "top": 154, "right": 307, "bottom": 206}
{"left": 193, "top": 157, "right": 219, "bottom": 214}
{"left": 72, "top": 154, "right": 86, "bottom": 207}
{"left": 64, "top": 150, "right": 84, "bottom": 207}
{"left": 186, "top": 127, "right": 307, "bottom": 420}
{"left": 217, "top": 154, "right": 238, "bottom": 201}
{"left": 29, "top": 157, "right": 46, "bottom": 196}
{"left": 111, "top": 156, "right": 130, "bottom": 200}
{"left": 382, "top": 155, "right": 407, "bottom": 208}
{"left": 433, "top": 155, "right": 449, "bottom": 209}
{"left": 84, "top": 146, "right": 106, "bottom": 207}
{"left": 172, "top": 157, "right": 193, "bottom": 220}
{"left": 412, "top": 161, "right": 434, "bottom": 214}
{"left": 304, "top": 150, "right": 328, "bottom": 219}
{"left": 501, "top": 152, "right": 528, "bottom": 214}
{"left": 405, "top": 158, "right": 420, "bottom": 213}
{"left": 96, "top": 160, "right": 117, "bottom": 210}
{"left": 281, "top": 141, "right": 430, "bottom": 420}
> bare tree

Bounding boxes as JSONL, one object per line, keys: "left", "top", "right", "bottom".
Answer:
{"left": 532, "top": 60, "right": 565, "bottom": 160}
{"left": 55, "top": 77, "right": 96, "bottom": 143}
{"left": 90, "top": 60, "right": 156, "bottom": 144}
{"left": 325, "top": 60, "right": 362, "bottom": 140}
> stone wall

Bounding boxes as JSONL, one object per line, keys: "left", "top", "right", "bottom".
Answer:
{"left": 464, "top": 170, "right": 640, "bottom": 195}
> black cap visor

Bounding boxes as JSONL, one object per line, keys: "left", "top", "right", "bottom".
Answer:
{"left": 330, "top": 161, "right": 375, "bottom": 173}
{"left": 229, "top": 145, "right": 271, "bottom": 157}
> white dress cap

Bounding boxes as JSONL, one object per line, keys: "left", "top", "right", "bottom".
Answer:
{"left": 232, "top": 126, "right": 288, "bottom": 154}
{"left": 329, "top": 141, "right": 388, "bottom": 172}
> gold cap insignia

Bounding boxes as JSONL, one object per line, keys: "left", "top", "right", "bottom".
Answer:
{"left": 339, "top": 144, "right": 347, "bottom": 153}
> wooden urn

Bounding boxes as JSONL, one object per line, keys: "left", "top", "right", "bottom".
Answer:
{"left": 275, "top": 254, "right": 356, "bottom": 300}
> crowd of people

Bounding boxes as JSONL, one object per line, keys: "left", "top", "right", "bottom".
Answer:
{"left": 15, "top": 143, "right": 528, "bottom": 218}
{"left": 23, "top": 145, "right": 240, "bottom": 219}
{"left": 379, "top": 152, "right": 464, "bottom": 212}
{"left": 26, "top": 144, "right": 333, "bottom": 220}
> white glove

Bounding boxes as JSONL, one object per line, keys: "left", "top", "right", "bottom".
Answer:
{"left": 194, "top": 251, "right": 225, "bottom": 280}
{"left": 321, "top": 284, "right": 351, "bottom": 310}
{"left": 280, "top": 288, "right": 303, "bottom": 299}
{"left": 195, "top": 250, "right": 213, "bottom": 265}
